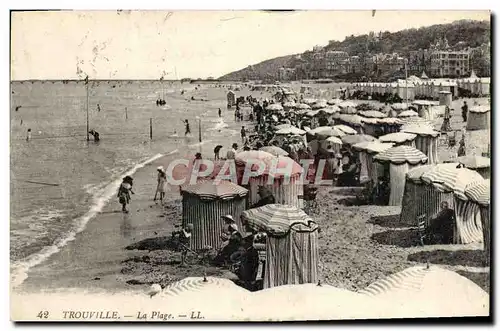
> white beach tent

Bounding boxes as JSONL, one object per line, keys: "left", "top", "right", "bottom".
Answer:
{"left": 241, "top": 204, "right": 319, "bottom": 289}
{"left": 399, "top": 164, "right": 436, "bottom": 226}
{"left": 466, "top": 105, "right": 490, "bottom": 131}
{"left": 402, "top": 125, "right": 440, "bottom": 164}
{"left": 373, "top": 146, "right": 428, "bottom": 206}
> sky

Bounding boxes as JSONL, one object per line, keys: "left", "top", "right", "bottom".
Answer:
{"left": 11, "top": 10, "right": 490, "bottom": 80}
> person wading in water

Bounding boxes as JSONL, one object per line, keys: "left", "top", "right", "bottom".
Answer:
{"left": 184, "top": 119, "right": 191, "bottom": 136}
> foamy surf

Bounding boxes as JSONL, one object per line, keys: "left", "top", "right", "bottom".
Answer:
{"left": 10, "top": 152, "right": 169, "bottom": 289}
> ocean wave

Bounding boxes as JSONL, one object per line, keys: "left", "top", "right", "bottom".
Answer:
{"left": 10, "top": 152, "right": 169, "bottom": 289}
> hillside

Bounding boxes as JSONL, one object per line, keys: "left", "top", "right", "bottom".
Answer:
{"left": 219, "top": 54, "right": 296, "bottom": 82}
{"left": 219, "top": 19, "right": 490, "bottom": 81}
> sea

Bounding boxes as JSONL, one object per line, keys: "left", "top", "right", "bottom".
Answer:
{"left": 10, "top": 80, "right": 239, "bottom": 285}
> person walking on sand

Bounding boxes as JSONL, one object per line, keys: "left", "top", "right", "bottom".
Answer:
{"left": 218, "top": 108, "right": 222, "bottom": 117}
{"left": 117, "top": 176, "right": 135, "bottom": 213}
{"left": 226, "top": 143, "right": 238, "bottom": 160}
{"left": 461, "top": 101, "right": 468, "bottom": 123}
{"left": 240, "top": 126, "right": 246, "bottom": 143}
{"left": 184, "top": 119, "right": 191, "bottom": 136}
{"left": 26, "top": 128, "right": 32, "bottom": 142}
{"left": 154, "top": 166, "right": 167, "bottom": 204}
{"left": 457, "top": 133, "right": 466, "bottom": 157}
{"left": 214, "top": 145, "right": 223, "bottom": 160}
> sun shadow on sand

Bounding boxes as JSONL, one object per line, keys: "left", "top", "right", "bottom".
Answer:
{"left": 408, "top": 249, "right": 489, "bottom": 268}
{"left": 455, "top": 270, "right": 490, "bottom": 293}
{"left": 371, "top": 229, "right": 420, "bottom": 248}
{"left": 125, "top": 236, "right": 178, "bottom": 251}
{"left": 368, "top": 214, "right": 405, "bottom": 229}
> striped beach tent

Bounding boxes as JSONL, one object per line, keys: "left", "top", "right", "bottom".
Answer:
{"left": 465, "top": 180, "right": 491, "bottom": 253}
{"left": 295, "top": 103, "right": 311, "bottom": 110}
{"left": 456, "top": 155, "right": 491, "bottom": 179}
{"left": 236, "top": 153, "right": 304, "bottom": 209}
{"left": 399, "top": 164, "right": 436, "bottom": 226}
{"left": 241, "top": 204, "right": 319, "bottom": 289}
{"left": 374, "top": 146, "right": 428, "bottom": 206}
{"left": 402, "top": 125, "right": 440, "bottom": 164}
{"left": 333, "top": 114, "right": 364, "bottom": 133}
{"left": 417, "top": 163, "right": 459, "bottom": 227}
{"left": 358, "top": 266, "right": 489, "bottom": 318}
{"left": 353, "top": 141, "right": 394, "bottom": 185}
{"left": 422, "top": 165, "right": 484, "bottom": 244}
{"left": 181, "top": 179, "right": 248, "bottom": 251}
{"left": 379, "top": 132, "right": 417, "bottom": 147}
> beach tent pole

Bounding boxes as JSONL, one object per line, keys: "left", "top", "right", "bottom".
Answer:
{"left": 150, "top": 118, "right": 153, "bottom": 140}
{"left": 198, "top": 118, "right": 202, "bottom": 143}
{"left": 86, "top": 76, "right": 90, "bottom": 141}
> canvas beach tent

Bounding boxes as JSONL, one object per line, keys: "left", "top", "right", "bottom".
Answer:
{"left": 241, "top": 204, "right": 319, "bottom": 289}
{"left": 374, "top": 146, "right": 428, "bottom": 206}
{"left": 465, "top": 180, "right": 491, "bottom": 253}
{"left": 181, "top": 179, "right": 248, "bottom": 251}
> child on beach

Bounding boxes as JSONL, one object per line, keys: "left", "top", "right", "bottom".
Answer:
{"left": 117, "top": 176, "right": 134, "bottom": 213}
{"left": 154, "top": 166, "right": 167, "bottom": 204}
{"left": 172, "top": 224, "right": 193, "bottom": 266}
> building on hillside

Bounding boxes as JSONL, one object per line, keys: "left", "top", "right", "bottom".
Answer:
{"left": 430, "top": 50, "right": 470, "bottom": 77}
{"left": 278, "top": 67, "right": 297, "bottom": 82}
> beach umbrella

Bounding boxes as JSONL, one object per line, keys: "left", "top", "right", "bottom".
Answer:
{"left": 358, "top": 266, "right": 489, "bottom": 318}
{"left": 335, "top": 114, "right": 364, "bottom": 127}
{"left": 235, "top": 150, "right": 276, "bottom": 170}
{"left": 327, "top": 98, "right": 342, "bottom": 105}
{"left": 295, "top": 103, "right": 311, "bottom": 110}
{"left": 465, "top": 179, "right": 491, "bottom": 252}
{"left": 338, "top": 101, "right": 357, "bottom": 109}
{"left": 340, "top": 134, "right": 376, "bottom": 146}
{"left": 456, "top": 155, "right": 490, "bottom": 170}
{"left": 241, "top": 204, "right": 319, "bottom": 289}
{"left": 322, "top": 105, "right": 341, "bottom": 114}
{"left": 358, "top": 110, "right": 387, "bottom": 118}
{"left": 465, "top": 179, "right": 490, "bottom": 206}
{"left": 401, "top": 125, "right": 439, "bottom": 137}
{"left": 274, "top": 123, "right": 293, "bottom": 131}
{"left": 312, "top": 101, "right": 328, "bottom": 110}
{"left": 275, "top": 126, "right": 306, "bottom": 136}
{"left": 302, "top": 98, "right": 317, "bottom": 105}
{"left": 437, "top": 166, "right": 484, "bottom": 200}
{"left": 379, "top": 132, "right": 417, "bottom": 145}
{"left": 283, "top": 101, "right": 296, "bottom": 109}
{"left": 308, "top": 126, "right": 345, "bottom": 139}
{"left": 400, "top": 117, "right": 433, "bottom": 128}
{"left": 353, "top": 141, "right": 394, "bottom": 154}
{"left": 267, "top": 103, "right": 283, "bottom": 111}
{"left": 321, "top": 136, "right": 343, "bottom": 150}
{"left": 242, "top": 204, "right": 314, "bottom": 235}
{"left": 260, "top": 146, "right": 289, "bottom": 157}
{"left": 181, "top": 179, "right": 248, "bottom": 200}
{"left": 246, "top": 283, "right": 384, "bottom": 321}
{"left": 420, "top": 163, "right": 461, "bottom": 185}
{"left": 161, "top": 277, "right": 250, "bottom": 320}
{"left": 397, "top": 110, "right": 420, "bottom": 118}
{"left": 305, "top": 110, "right": 321, "bottom": 117}
{"left": 333, "top": 124, "right": 357, "bottom": 135}
{"left": 391, "top": 103, "right": 409, "bottom": 111}
{"left": 373, "top": 145, "right": 428, "bottom": 165}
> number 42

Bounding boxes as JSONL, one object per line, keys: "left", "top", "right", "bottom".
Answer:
{"left": 37, "top": 311, "right": 49, "bottom": 319}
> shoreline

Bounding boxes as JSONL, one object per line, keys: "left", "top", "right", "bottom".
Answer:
{"left": 15, "top": 110, "right": 244, "bottom": 294}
